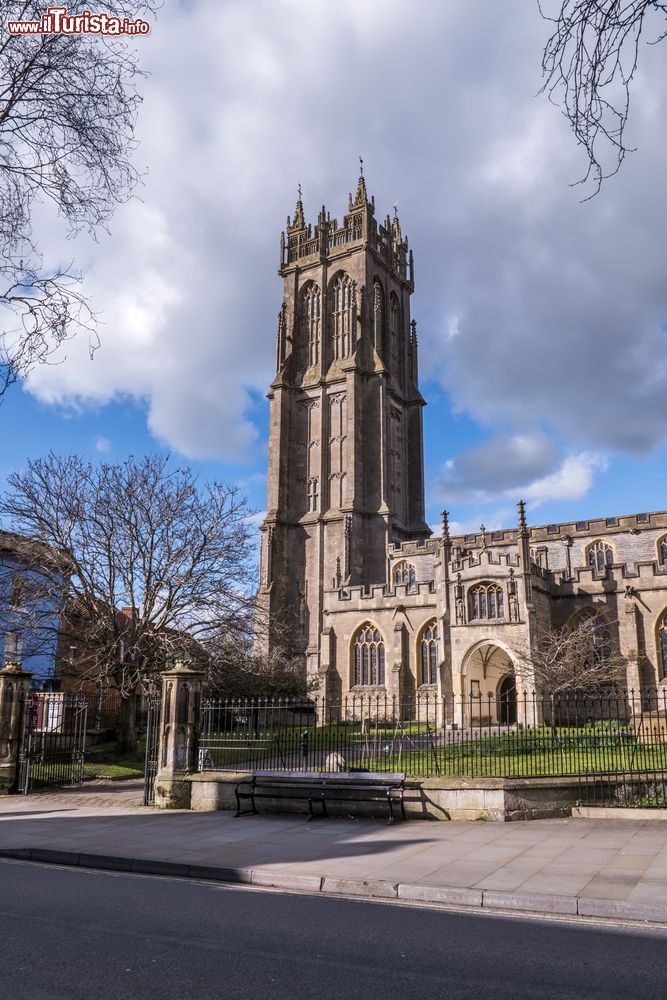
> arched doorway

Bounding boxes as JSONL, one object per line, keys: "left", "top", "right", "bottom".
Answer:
{"left": 459, "top": 640, "right": 516, "bottom": 727}
{"left": 498, "top": 675, "right": 517, "bottom": 725}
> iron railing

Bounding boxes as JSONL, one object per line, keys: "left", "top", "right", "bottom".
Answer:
{"left": 195, "top": 691, "right": 667, "bottom": 808}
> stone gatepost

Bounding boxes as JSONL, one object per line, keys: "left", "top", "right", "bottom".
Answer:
{"left": 154, "top": 662, "right": 205, "bottom": 809}
{"left": 0, "top": 663, "right": 32, "bottom": 794}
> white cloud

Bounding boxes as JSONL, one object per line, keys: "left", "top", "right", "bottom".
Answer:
{"left": 16, "top": 0, "right": 667, "bottom": 487}
{"left": 520, "top": 452, "right": 609, "bottom": 507}
{"left": 94, "top": 436, "right": 111, "bottom": 453}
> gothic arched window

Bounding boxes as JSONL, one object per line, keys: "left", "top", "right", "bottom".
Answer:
{"left": 389, "top": 292, "right": 400, "bottom": 378}
{"left": 570, "top": 609, "right": 613, "bottom": 662}
{"left": 658, "top": 610, "right": 667, "bottom": 680}
{"left": 657, "top": 535, "right": 667, "bottom": 566}
{"left": 301, "top": 283, "right": 321, "bottom": 367}
{"left": 331, "top": 274, "right": 355, "bottom": 360}
{"left": 586, "top": 540, "right": 614, "bottom": 573}
{"left": 373, "top": 279, "right": 384, "bottom": 357}
{"left": 419, "top": 620, "right": 438, "bottom": 686}
{"left": 353, "top": 623, "right": 385, "bottom": 686}
{"left": 394, "top": 560, "right": 416, "bottom": 590}
{"left": 469, "top": 582, "right": 505, "bottom": 621}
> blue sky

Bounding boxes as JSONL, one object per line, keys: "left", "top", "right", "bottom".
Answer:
{"left": 3, "top": 0, "right": 667, "bottom": 544}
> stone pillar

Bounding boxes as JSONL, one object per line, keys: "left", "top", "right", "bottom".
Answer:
{"left": 0, "top": 664, "right": 32, "bottom": 794}
{"left": 154, "top": 662, "right": 205, "bottom": 810}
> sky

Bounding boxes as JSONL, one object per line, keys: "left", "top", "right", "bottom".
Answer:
{"left": 2, "top": 0, "right": 667, "bottom": 541}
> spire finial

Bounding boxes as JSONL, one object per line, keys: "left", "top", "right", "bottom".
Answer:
{"left": 393, "top": 201, "right": 398, "bottom": 219}
{"left": 517, "top": 499, "right": 527, "bottom": 533}
{"left": 288, "top": 183, "right": 305, "bottom": 231}
{"left": 441, "top": 510, "right": 450, "bottom": 543}
{"left": 359, "top": 154, "right": 364, "bottom": 176}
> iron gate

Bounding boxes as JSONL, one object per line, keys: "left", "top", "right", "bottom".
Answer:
{"left": 16, "top": 692, "right": 88, "bottom": 794}
{"left": 143, "top": 695, "right": 161, "bottom": 805}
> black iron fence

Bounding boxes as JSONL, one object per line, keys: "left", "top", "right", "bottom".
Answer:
{"left": 195, "top": 691, "right": 667, "bottom": 807}
{"left": 16, "top": 691, "right": 88, "bottom": 792}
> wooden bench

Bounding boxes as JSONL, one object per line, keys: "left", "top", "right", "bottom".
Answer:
{"left": 234, "top": 770, "right": 406, "bottom": 823}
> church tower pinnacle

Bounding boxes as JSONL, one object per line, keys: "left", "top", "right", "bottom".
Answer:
{"left": 259, "top": 174, "right": 430, "bottom": 678}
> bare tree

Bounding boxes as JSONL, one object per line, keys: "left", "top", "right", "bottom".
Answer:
{"left": 540, "top": 1, "right": 667, "bottom": 194}
{"left": 205, "top": 639, "right": 315, "bottom": 701}
{"left": 516, "top": 612, "right": 626, "bottom": 733}
{"left": 0, "top": 453, "right": 259, "bottom": 751}
{"left": 0, "top": 2, "right": 158, "bottom": 395}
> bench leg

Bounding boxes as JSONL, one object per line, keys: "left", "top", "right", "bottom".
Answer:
{"left": 387, "top": 790, "right": 395, "bottom": 825}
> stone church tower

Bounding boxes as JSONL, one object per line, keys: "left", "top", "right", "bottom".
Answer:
{"left": 255, "top": 174, "right": 667, "bottom": 710}
{"left": 258, "top": 173, "right": 431, "bottom": 678}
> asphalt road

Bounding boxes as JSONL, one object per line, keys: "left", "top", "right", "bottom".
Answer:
{"left": 1, "top": 859, "right": 666, "bottom": 1000}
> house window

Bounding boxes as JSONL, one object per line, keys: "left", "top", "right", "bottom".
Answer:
{"left": 586, "top": 540, "right": 614, "bottom": 573}
{"left": 3, "top": 631, "right": 22, "bottom": 664}
{"left": 353, "top": 623, "right": 385, "bottom": 686}
{"left": 393, "top": 560, "right": 416, "bottom": 589}
{"left": 419, "top": 620, "right": 438, "bottom": 685}
{"left": 10, "top": 574, "right": 25, "bottom": 607}
{"left": 469, "top": 583, "right": 505, "bottom": 620}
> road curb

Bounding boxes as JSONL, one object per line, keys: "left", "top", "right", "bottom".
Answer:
{"left": 2, "top": 849, "right": 666, "bottom": 926}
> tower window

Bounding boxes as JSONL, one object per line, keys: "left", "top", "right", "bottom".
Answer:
{"left": 469, "top": 583, "right": 505, "bottom": 621}
{"left": 301, "top": 283, "right": 321, "bottom": 367}
{"left": 331, "top": 274, "right": 355, "bottom": 360}
{"left": 393, "top": 560, "right": 416, "bottom": 590}
{"left": 307, "top": 478, "right": 319, "bottom": 513}
{"left": 419, "top": 620, "right": 438, "bottom": 686}
{"left": 353, "top": 623, "right": 385, "bottom": 686}
{"left": 586, "top": 540, "right": 614, "bottom": 573}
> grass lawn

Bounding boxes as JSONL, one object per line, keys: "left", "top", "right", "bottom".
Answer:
{"left": 83, "top": 740, "right": 145, "bottom": 779}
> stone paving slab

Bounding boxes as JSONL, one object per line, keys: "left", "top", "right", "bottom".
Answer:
{"left": 1, "top": 782, "right": 667, "bottom": 926}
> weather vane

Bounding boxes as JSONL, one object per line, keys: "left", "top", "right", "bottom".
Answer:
{"left": 393, "top": 201, "right": 398, "bottom": 218}
{"left": 297, "top": 182, "right": 302, "bottom": 200}
{"left": 359, "top": 155, "right": 364, "bottom": 176}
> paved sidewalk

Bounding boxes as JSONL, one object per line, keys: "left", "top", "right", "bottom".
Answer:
{"left": 1, "top": 781, "right": 667, "bottom": 926}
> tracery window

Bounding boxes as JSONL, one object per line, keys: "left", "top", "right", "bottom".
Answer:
{"left": 301, "top": 283, "right": 321, "bottom": 366}
{"left": 658, "top": 610, "right": 667, "bottom": 680}
{"left": 373, "top": 279, "right": 384, "bottom": 356}
{"left": 353, "top": 623, "right": 385, "bottom": 686}
{"left": 469, "top": 582, "right": 505, "bottom": 621}
{"left": 331, "top": 274, "right": 354, "bottom": 360}
{"left": 570, "top": 609, "right": 613, "bottom": 662}
{"left": 586, "top": 540, "right": 614, "bottom": 573}
{"left": 389, "top": 293, "right": 400, "bottom": 378}
{"left": 419, "top": 620, "right": 438, "bottom": 686}
{"left": 657, "top": 535, "right": 667, "bottom": 566}
{"left": 394, "top": 560, "right": 416, "bottom": 590}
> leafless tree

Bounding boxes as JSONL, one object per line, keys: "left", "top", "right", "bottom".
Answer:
{"left": 540, "top": 1, "right": 667, "bottom": 194}
{"left": 0, "top": 2, "right": 158, "bottom": 395}
{"left": 205, "top": 639, "right": 315, "bottom": 701}
{"left": 516, "top": 611, "right": 627, "bottom": 733}
{"left": 0, "top": 453, "right": 260, "bottom": 751}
